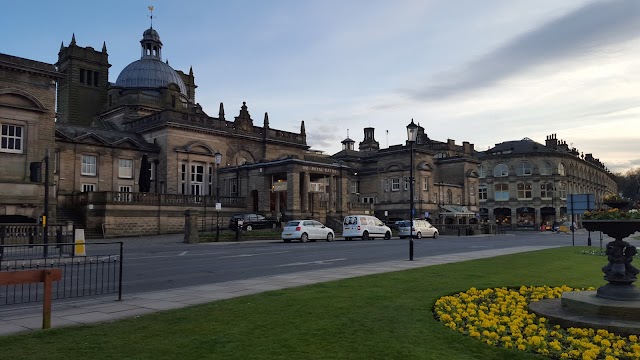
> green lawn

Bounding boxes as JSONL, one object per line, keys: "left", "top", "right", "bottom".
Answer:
{"left": 0, "top": 246, "right": 607, "bottom": 360}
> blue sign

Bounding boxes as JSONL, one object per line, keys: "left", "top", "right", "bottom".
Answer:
{"left": 566, "top": 194, "right": 596, "bottom": 215}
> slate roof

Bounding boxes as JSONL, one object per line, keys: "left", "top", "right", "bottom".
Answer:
{"left": 56, "top": 123, "right": 159, "bottom": 152}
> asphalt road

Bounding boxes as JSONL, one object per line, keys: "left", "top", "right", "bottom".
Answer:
{"left": 100, "top": 230, "right": 613, "bottom": 295}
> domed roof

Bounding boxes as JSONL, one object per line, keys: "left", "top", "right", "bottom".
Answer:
{"left": 142, "top": 28, "right": 160, "bottom": 42}
{"left": 114, "top": 27, "right": 187, "bottom": 95}
{"left": 115, "top": 58, "right": 187, "bottom": 94}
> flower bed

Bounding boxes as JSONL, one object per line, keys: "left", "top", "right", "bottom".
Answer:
{"left": 434, "top": 286, "right": 640, "bottom": 359}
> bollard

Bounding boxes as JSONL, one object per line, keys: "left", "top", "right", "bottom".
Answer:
{"left": 74, "top": 229, "right": 86, "bottom": 256}
{"left": 409, "top": 238, "right": 414, "bottom": 261}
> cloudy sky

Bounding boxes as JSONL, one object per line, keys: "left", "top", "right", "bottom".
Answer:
{"left": 2, "top": 0, "right": 639, "bottom": 173}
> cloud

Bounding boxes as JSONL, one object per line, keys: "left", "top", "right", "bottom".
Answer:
{"left": 405, "top": 0, "right": 640, "bottom": 100}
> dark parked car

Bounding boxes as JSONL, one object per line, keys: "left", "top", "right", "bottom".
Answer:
{"left": 229, "top": 213, "right": 279, "bottom": 231}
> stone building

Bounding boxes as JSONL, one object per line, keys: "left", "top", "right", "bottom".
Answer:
{"left": 0, "top": 54, "right": 61, "bottom": 222}
{"left": 476, "top": 134, "right": 617, "bottom": 229}
{"left": 1, "top": 23, "right": 616, "bottom": 237}
{"left": 332, "top": 126, "right": 480, "bottom": 225}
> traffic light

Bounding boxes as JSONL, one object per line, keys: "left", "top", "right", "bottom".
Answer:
{"left": 29, "top": 162, "right": 41, "bottom": 182}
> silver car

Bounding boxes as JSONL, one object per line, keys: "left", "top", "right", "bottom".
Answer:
{"left": 282, "top": 220, "right": 335, "bottom": 243}
{"left": 397, "top": 219, "right": 439, "bottom": 239}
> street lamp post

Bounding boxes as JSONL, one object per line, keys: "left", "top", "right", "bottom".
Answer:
{"left": 407, "top": 119, "right": 418, "bottom": 261}
{"left": 215, "top": 151, "right": 222, "bottom": 242}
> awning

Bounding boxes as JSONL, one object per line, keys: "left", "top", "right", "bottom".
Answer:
{"left": 439, "top": 205, "right": 476, "bottom": 217}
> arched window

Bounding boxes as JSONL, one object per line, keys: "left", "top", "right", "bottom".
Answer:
{"left": 493, "top": 163, "right": 508, "bottom": 177}
{"left": 540, "top": 161, "right": 553, "bottom": 176}
{"left": 558, "top": 163, "right": 565, "bottom": 176}
{"left": 478, "top": 165, "right": 486, "bottom": 178}
{"left": 516, "top": 162, "right": 532, "bottom": 176}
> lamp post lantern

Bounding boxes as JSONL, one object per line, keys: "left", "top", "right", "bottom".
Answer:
{"left": 214, "top": 151, "right": 222, "bottom": 242}
{"left": 407, "top": 119, "right": 418, "bottom": 261}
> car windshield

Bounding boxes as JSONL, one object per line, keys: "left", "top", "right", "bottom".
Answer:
{"left": 398, "top": 221, "right": 411, "bottom": 227}
{"left": 285, "top": 221, "right": 300, "bottom": 227}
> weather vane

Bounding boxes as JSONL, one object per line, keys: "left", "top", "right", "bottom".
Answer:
{"left": 148, "top": 5, "right": 154, "bottom": 28}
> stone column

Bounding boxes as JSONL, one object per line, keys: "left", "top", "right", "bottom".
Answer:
{"left": 287, "top": 172, "right": 300, "bottom": 216}
{"left": 183, "top": 209, "right": 199, "bottom": 244}
{"left": 328, "top": 176, "right": 335, "bottom": 212}
{"left": 301, "top": 172, "right": 310, "bottom": 212}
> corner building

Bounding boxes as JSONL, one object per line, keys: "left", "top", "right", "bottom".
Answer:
{"left": 476, "top": 134, "right": 617, "bottom": 229}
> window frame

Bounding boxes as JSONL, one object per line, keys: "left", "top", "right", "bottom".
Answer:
{"left": 81, "top": 155, "right": 97, "bottom": 176}
{"left": 1, "top": 123, "right": 24, "bottom": 154}
{"left": 391, "top": 178, "right": 400, "bottom": 191}
{"left": 540, "top": 161, "right": 553, "bottom": 176}
{"left": 118, "top": 158, "right": 133, "bottom": 179}
{"left": 516, "top": 162, "right": 532, "bottom": 176}
{"left": 478, "top": 165, "right": 486, "bottom": 178}
{"left": 493, "top": 163, "right": 509, "bottom": 177}
{"left": 517, "top": 182, "right": 533, "bottom": 199}
{"left": 81, "top": 183, "right": 95, "bottom": 192}
{"left": 478, "top": 186, "right": 488, "bottom": 201}
{"left": 494, "top": 183, "right": 509, "bottom": 201}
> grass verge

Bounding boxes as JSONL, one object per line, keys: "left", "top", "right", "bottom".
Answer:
{"left": 0, "top": 246, "right": 607, "bottom": 359}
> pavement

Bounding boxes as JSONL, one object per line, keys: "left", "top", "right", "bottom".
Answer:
{"left": 0, "top": 239, "right": 566, "bottom": 337}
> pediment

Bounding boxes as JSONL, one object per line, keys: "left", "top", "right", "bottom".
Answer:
{"left": 74, "top": 133, "right": 108, "bottom": 146}
{"left": 384, "top": 164, "right": 403, "bottom": 172}
{"left": 417, "top": 162, "right": 433, "bottom": 171}
{"left": 181, "top": 141, "right": 215, "bottom": 155}
{"left": 0, "top": 89, "right": 46, "bottom": 111}
{"left": 112, "top": 138, "right": 144, "bottom": 150}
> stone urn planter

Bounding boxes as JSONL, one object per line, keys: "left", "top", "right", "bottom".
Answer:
{"left": 582, "top": 220, "right": 640, "bottom": 300}
{"left": 603, "top": 200, "right": 633, "bottom": 211}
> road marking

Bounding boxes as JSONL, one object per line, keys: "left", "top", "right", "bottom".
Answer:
{"left": 218, "top": 251, "right": 289, "bottom": 259}
{"left": 178, "top": 251, "right": 188, "bottom": 256}
{"left": 278, "top": 258, "right": 347, "bottom": 267}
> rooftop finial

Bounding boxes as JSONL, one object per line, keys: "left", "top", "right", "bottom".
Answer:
{"left": 148, "top": 5, "right": 154, "bottom": 28}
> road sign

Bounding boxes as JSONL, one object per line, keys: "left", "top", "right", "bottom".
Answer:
{"left": 566, "top": 194, "right": 596, "bottom": 215}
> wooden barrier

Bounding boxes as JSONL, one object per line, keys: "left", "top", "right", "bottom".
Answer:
{"left": 0, "top": 269, "right": 63, "bottom": 329}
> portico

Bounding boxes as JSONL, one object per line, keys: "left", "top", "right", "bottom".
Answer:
{"left": 219, "top": 158, "right": 350, "bottom": 225}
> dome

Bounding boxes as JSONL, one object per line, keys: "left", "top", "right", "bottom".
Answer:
{"left": 142, "top": 28, "right": 160, "bottom": 42}
{"left": 115, "top": 58, "right": 187, "bottom": 95}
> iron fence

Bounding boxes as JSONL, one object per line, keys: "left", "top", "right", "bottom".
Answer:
{"left": 0, "top": 224, "right": 75, "bottom": 258}
{"left": 0, "top": 242, "right": 123, "bottom": 305}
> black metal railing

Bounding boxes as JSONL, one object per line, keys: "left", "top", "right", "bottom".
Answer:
{"left": 0, "top": 242, "right": 123, "bottom": 305}
{"left": 0, "top": 224, "right": 75, "bottom": 258}
{"left": 76, "top": 191, "right": 246, "bottom": 208}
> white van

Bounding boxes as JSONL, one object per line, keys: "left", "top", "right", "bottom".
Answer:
{"left": 342, "top": 215, "right": 392, "bottom": 240}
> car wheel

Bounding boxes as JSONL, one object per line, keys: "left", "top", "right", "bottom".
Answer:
{"left": 246, "top": 225, "right": 253, "bottom": 231}
{"left": 416, "top": 232, "right": 422, "bottom": 239}
{"left": 433, "top": 231, "right": 438, "bottom": 239}
{"left": 384, "top": 231, "right": 391, "bottom": 240}
{"left": 362, "top": 231, "right": 369, "bottom": 240}
{"left": 283, "top": 239, "right": 291, "bottom": 243}
{"left": 326, "top": 233, "right": 334, "bottom": 242}
{"left": 300, "top": 233, "right": 308, "bottom": 242}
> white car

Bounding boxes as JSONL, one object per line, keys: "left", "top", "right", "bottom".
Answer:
{"left": 282, "top": 220, "right": 335, "bottom": 243}
{"left": 397, "top": 219, "right": 439, "bottom": 239}
{"left": 342, "top": 215, "right": 392, "bottom": 240}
